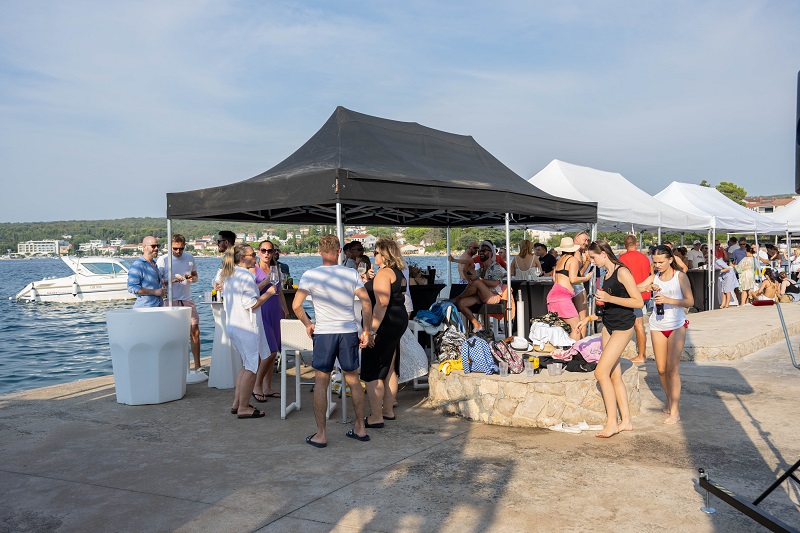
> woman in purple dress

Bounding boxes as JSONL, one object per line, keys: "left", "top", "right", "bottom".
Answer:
{"left": 251, "top": 240, "right": 290, "bottom": 402}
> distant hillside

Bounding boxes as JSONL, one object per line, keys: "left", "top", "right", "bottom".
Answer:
{"left": 0, "top": 218, "right": 302, "bottom": 254}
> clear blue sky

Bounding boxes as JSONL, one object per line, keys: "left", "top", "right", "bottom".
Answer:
{"left": 1, "top": 1, "right": 798, "bottom": 223}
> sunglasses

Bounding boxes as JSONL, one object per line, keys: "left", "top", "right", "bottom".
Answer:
{"left": 148, "top": 244, "right": 159, "bottom": 248}
{"left": 172, "top": 247, "right": 185, "bottom": 251}
{"left": 260, "top": 248, "right": 275, "bottom": 253}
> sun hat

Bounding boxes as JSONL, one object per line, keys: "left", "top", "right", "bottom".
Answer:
{"left": 555, "top": 237, "right": 580, "bottom": 253}
{"left": 510, "top": 336, "right": 532, "bottom": 352}
{"left": 479, "top": 240, "right": 496, "bottom": 257}
{"left": 693, "top": 240, "right": 701, "bottom": 245}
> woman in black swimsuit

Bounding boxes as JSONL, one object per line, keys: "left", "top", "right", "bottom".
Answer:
{"left": 587, "top": 240, "right": 643, "bottom": 438}
{"left": 361, "top": 239, "right": 409, "bottom": 428}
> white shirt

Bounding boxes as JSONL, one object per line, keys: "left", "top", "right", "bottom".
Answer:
{"left": 343, "top": 258, "right": 357, "bottom": 269}
{"left": 298, "top": 265, "right": 364, "bottom": 334}
{"left": 686, "top": 249, "right": 704, "bottom": 267}
{"left": 156, "top": 253, "right": 196, "bottom": 301}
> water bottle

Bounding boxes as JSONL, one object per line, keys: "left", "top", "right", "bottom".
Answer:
{"left": 656, "top": 302, "right": 664, "bottom": 315}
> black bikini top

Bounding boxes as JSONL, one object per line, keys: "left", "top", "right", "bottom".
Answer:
{"left": 555, "top": 257, "right": 573, "bottom": 277}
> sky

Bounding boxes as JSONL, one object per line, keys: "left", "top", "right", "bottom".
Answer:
{"left": 1, "top": 0, "right": 799, "bottom": 223}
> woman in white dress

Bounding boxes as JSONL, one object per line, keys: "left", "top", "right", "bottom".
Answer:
{"left": 220, "top": 243, "right": 277, "bottom": 418}
{"left": 509, "top": 239, "right": 541, "bottom": 280}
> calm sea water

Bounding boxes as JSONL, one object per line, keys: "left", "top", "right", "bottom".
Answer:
{"left": 0, "top": 255, "right": 456, "bottom": 396}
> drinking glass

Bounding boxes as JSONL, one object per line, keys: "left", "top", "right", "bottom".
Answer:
{"left": 498, "top": 361, "right": 508, "bottom": 377}
{"left": 524, "top": 360, "right": 535, "bottom": 377}
{"left": 533, "top": 267, "right": 541, "bottom": 278}
{"left": 357, "top": 263, "right": 367, "bottom": 276}
{"left": 269, "top": 266, "right": 280, "bottom": 286}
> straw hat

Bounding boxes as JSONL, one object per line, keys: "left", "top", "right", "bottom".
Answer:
{"left": 555, "top": 237, "right": 580, "bottom": 253}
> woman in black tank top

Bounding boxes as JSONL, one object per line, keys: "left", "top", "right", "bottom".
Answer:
{"left": 587, "top": 240, "right": 644, "bottom": 438}
{"left": 361, "top": 239, "right": 409, "bottom": 427}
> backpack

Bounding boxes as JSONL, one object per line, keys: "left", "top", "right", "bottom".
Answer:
{"left": 434, "top": 325, "right": 467, "bottom": 362}
{"left": 490, "top": 340, "right": 524, "bottom": 374}
{"left": 460, "top": 336, "right": 498, "bottom": 375}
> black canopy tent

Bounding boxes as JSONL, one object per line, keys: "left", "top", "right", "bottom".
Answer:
{"left": 166, "top": 106, "right": 596, "bottom": 227}
{"left": 164, "top": 106, "right": 597, "bottom": 323}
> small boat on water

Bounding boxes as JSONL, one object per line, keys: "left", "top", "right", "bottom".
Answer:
{"left": 15, "top": 256, "right": 136, "bottom": 303}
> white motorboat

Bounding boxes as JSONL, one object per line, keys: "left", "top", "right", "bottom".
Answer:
{"left": 15, "top": 256, "right": 136, "bottom": 303}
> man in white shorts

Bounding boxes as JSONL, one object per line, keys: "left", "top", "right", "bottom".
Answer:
{"left": 293, "top": 234, "right": 373, "bottom": 448}
{"left": 157, "top": 234, "right": 201, "bottom": 371}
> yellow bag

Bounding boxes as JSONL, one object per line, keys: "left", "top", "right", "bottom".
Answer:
{"left": 438, "top": 359, "right": 464, "bottom": 375}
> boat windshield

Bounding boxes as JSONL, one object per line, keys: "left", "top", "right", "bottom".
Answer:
{"left": 82, "top": 261, "right": 130, "bottom": 275}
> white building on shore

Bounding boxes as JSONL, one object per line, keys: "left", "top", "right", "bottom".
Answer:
{"left": 17, "top": 240, "right": 71, "bottom": 256}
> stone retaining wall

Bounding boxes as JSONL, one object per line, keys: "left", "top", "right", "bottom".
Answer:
{"left": 428, "top": 360, "right": 639, "bottom": 427}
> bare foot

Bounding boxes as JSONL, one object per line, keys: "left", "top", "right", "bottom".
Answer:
{"left": 596, "top": 425, "right": 620, "bottom": 438}
{"left": 619, "top": 420, "right": 633, "bottom": 432}
{"left": 663, "top": 414, "right": 681, "bottom": 425}
{"left": 629, "top": 356, "right": 646, "bottom": 364}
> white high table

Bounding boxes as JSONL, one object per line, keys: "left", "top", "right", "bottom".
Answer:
{"left": 205, "top": 301, "right": 242, "bottom": 389}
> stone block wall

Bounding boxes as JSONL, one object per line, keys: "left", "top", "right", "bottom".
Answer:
{"left": 428, "top": 361, "right": 639, "bottom": 428}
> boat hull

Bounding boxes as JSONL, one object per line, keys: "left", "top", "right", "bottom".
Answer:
{"left": 15, "top": 279, "right": 135, "bottom": 303}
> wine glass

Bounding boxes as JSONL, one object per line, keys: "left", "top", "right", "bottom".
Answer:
{"left": 532, "top": 267, "right": 541, "bottom": 279}
{"left": 269, "top": 266, "right": 280, "bottom": 286}
{"left": 357, "top": 263, "right": 368, "bottom": 276}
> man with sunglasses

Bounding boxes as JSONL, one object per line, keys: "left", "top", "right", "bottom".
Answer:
{"left": 127, "top": 236, "right": 164, "bottom": 308}
{"left": 157, "top": 234, "right": 201, "bottom": 371}
{"left": 213, "top": 230, "right": 237, "bottom": 291}
{"left": 452, "top": 240, "right": 506, "bottom": 331}
{"left": 343, "top": 241, "right": 364, "bottom": 269}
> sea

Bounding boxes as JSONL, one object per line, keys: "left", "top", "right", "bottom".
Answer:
{"left": 0, "top": 255, "right": 456, "bottom": 396}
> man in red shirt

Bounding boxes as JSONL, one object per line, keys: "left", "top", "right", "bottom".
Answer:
{"left": 618, "top": 235, "right": 651, "bottom": 364}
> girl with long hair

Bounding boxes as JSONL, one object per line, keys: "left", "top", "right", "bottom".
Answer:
{"left": 753, "top": 268, "right": 780, "bottom": 301}
{"left": 637, "top": 245, "right": 693, "bottom": 424}
{"left": 361, "top": 239, "right": 409, "bottom": 427}
{"left": 587, "top": 240, "right": 643, "bottom": 438}
{"left": 736, "top": 245, "right": 756, "bottom": 304}
{"left": 250, "top": 240, "right": 290, "bottom": 402}
{"left": 509, "top": 239, "right": 541, "bottom": 279}
{"left": 220, "top": 243, "right": 276, "bottom": 418}
{"left": 547, "top": 237, "right": 585, "bottom": 340}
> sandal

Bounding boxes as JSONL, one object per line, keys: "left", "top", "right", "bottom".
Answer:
{"left": 237, "top": 408, "right": 265, "bottom": 419}
{"left": 252, "top": 392, "right": 268, "bottom": 403}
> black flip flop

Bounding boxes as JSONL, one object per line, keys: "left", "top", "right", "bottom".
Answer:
{"left": 306, "top": 434, "right": 327, "bottom": 448}
{"left": 382, "top": 415, "right": 396, "bottom": 420}
{"left": 364, "top": 417, "right": 384, "bottom": 429}
{"left": 237, "top": 408, "right": 265, "bottom": 419}
{"left": 231, "top": 404, "right": 255, "bottom": 414}
{"left": 252, "top": 392, "right": 268, "bottom": 403}
{"left": 346, "top": 429, "right": 370, "bottom": 442}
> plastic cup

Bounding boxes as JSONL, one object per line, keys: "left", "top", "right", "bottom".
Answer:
{"left": 204, "top": 291, "right": 212, "bottom": 303}
{"left": 548, "top": 362, "right": 563, "bottom": 376}
{"left": 524, "top": 360, "right": 534, "bottom": 377}
{"left": 498, "top": 361, "right": 508, "bottom": 377}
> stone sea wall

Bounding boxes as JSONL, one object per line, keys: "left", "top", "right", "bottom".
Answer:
{"left": 428, "top": 361, "right": 639, "bottom": 427}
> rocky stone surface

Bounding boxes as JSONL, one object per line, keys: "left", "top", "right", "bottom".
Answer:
{"left": 428, "top": 360, "right": 639, "bottom": 427}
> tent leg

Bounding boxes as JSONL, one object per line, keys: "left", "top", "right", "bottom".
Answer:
{"left": 446, "top": 227, "right": 452, "bottom": 290}
{"left": 167, "top": 218, "right": 173, "bottom": 307}
{"left": 505, "top": 214, "right": 512, "bottom": 334}
{"left": 657, "top": 227, "right": 662, "bottom": 245}
{"left": 589, "top": 223, "right": 598, "bottom": 335}
{"left": 336, "top": 202, "right": 345, "bottom": 265}
{"left": 709, "top": 227, "right": 715, "bottom": 311}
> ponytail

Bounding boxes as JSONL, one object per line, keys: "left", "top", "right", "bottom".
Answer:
{"left": 588, "top": 240, "right": 626, "bottom": 270}
{"left": 220, "top": 243, "right": 252, "bottom": 282}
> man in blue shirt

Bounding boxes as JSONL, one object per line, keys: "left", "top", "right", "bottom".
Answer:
{"left": 127, "top": 236, "right": 165, "bottom": 308}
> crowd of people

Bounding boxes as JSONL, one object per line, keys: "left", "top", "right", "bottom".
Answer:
{"left": 125, "top": 227, "right": 798, "bottom": 443}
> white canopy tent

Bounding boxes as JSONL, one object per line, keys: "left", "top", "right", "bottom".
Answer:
{"left": 655, "top": 182, "right": 786, "bottom": 234}
{"left": 656, "top": 182, "right": 787, "bottom": 310}
{"left": 764, "top": 198, "right": 800, "bottom": 232}
{"left": 528, "top": 160, "right": 712, "bottom": 233}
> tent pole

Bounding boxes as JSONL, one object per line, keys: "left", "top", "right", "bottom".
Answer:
{"left": 505, "top": 214, "right": 512, "bottom": 329}
{"left": 680, "top": 233, "right": 685, "bottom": 247}
{"left": 167, "top": 218, "right": 173, "bottom": 307}
{"left": 336, "top": 202, "right": 345, "bottom": 265}
{"left": 657, "top": 227, "right": 662, "bottom": 245}
{"left": 709, "top": 224, "right": 715, "bottom": 311}
{"left": 589, "top": 223, "right": 598, "bottom": 335}
{"left": 787, "top": 228, "right": 791, "bottom": 274}
{"left": 446, "top": 226, "right": 452, "bottom": 289}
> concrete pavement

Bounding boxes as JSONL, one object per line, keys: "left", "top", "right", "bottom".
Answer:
{"left": 1, "top": 304, "right": 800, "bottom": 532}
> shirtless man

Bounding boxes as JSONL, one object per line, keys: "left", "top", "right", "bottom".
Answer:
{"left": 448, "top": 241, "right": 479, "bottom": 283}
